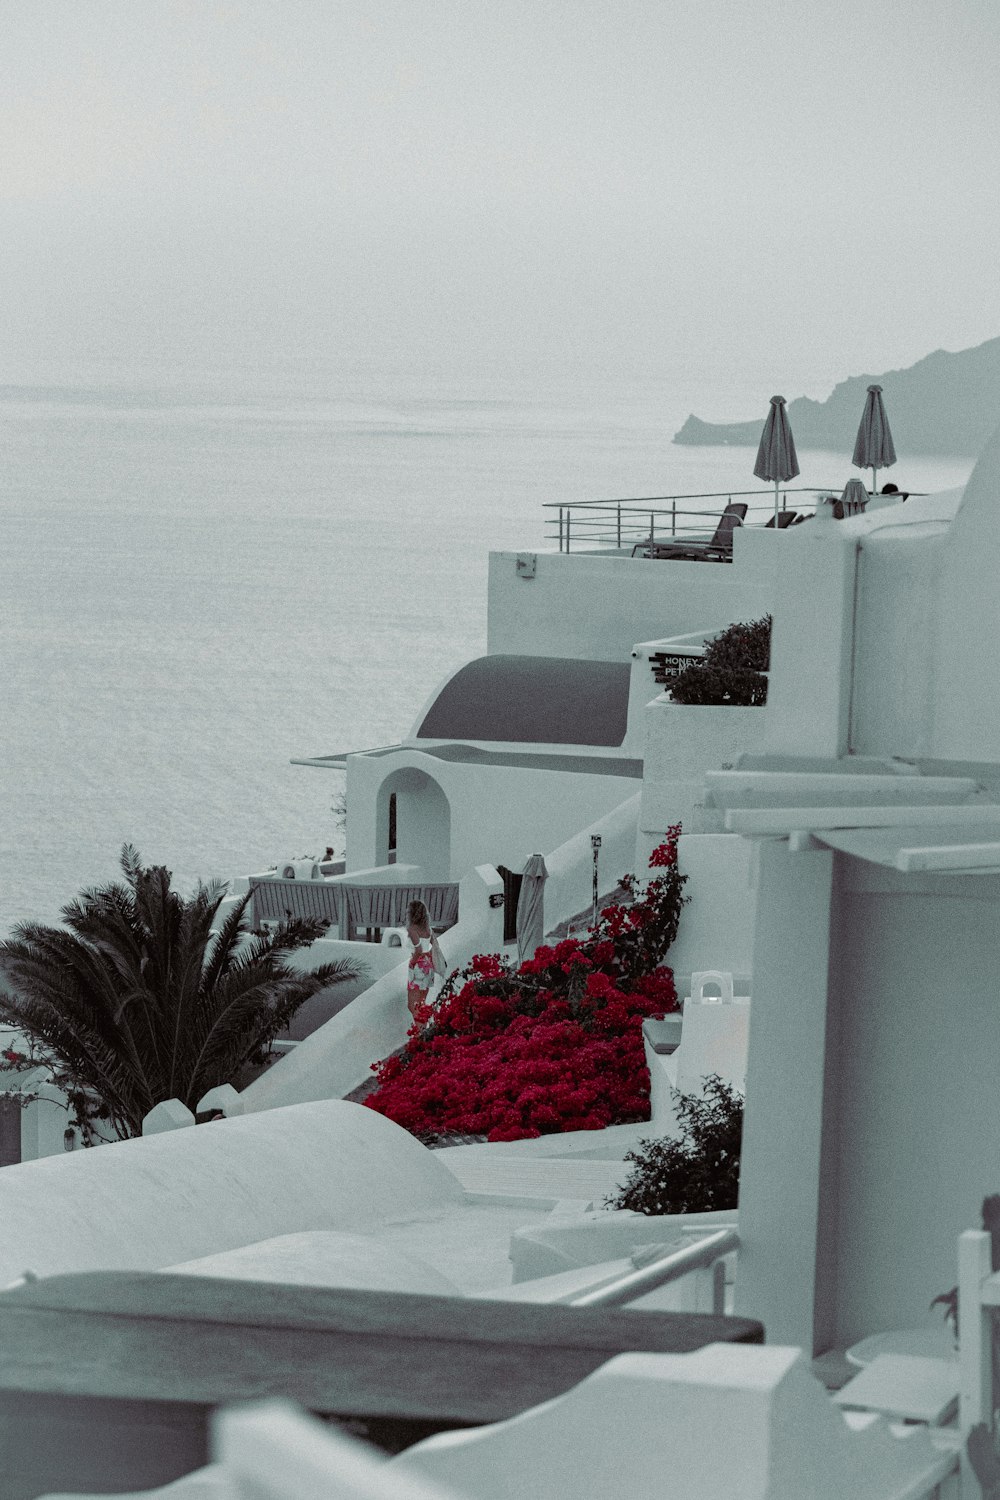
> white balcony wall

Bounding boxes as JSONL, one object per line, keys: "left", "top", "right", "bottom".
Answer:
{"left": 347, "top": 749, "right": 638, "bottom": 883}
{"left": 639, "top": 698, "right": 769, "bottom": 861}
{"left": 281, "top": 939, "right": 407, "bottom": 1040}
{"left": 666, "top": 834, "right": 756, "bottom": 994}
{"left": 487, "top": 545, "right": 779, "bottom": 663}
{"left": 850, "top": 523, "right": 947, "bottom": 759}
{"left": 541, "top": 793, "right": 640, "bottom": 936}
{"left": 934, "top": 426, "right": 1000, "bottom": 756}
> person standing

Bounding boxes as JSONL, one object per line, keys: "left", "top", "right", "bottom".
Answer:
{"left": 406, "top": 899, "right": 442, "bottom": 1018}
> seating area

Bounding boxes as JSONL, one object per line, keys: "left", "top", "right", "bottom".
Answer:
{"left": 248, "top": 875, "right": 460, "bottom": 939}
{"left": 631, "top": 501, "right": 747, "bottom": 561}
{"left": 765, "top": 508, "right": 800, "bottom": 528}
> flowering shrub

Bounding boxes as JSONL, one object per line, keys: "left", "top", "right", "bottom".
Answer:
{"left": 606, "top": 1076, "right": 744, "bottom": 1215}
{"left": 365, "top": 830, "right": 687, "bottom": 1142}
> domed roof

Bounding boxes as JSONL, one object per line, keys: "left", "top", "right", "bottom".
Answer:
{"left": 416, "top": 654, "right": 630, "bottom": 746}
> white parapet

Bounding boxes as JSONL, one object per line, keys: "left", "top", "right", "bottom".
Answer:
{"left": 141, "top": 1100, "right": 196, "bottom": 1135}
{"left": 195, "top": 1085, "right": 244, "bottom": 1118}
{"left": 0, "top": 1100, "right": 466, "bottom": 1290}
{"left": 542, "top": 793, "right": 639, "bottom": 936}
{"left": 396, "top": 1343, "right": 957, "bottom": 1500}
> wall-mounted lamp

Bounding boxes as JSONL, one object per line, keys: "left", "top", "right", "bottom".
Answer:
{"left": 489, "top": 892, "right": 505, "bottom": 908}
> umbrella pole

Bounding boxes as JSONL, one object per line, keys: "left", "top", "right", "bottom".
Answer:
{"left": 871, "top": 464, "right": 876, "bottom": 498}
{"left": 774, "top": 479, "right": 779, "bottom": 525}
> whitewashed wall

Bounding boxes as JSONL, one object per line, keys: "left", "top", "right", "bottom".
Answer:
{"left": 346, "top": 748, "right": 639, "bottom": 881}
{"left": 667, "top": 834, "right": 756, "bottom": 991}
{"left": 486, "top": 545, "right": 779, "bottom": 663}
{"left": 823, "top": 870, "right": 1000, "bottom": 1347}
{"left": 934, "top": 426, "right": 1000, "bottom": 757}
{"left": 640, "top": 698, "right": 769, "bottom": 857}
{"left": 850, "top": 523, "right": 948, "bottom": 759}
{"left": 542, "top": 793, "right": 640, "bottom": 935}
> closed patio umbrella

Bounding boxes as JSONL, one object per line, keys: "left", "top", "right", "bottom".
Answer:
{"left": 516, "top": 853, "right": 548, "bottom": 965}
{"left": 754, "top": 396, "right": 800, "bottom": 524}
{"left": 839, "top": 476, "right": 869, "bottom": 516}
{"left": 852, "top": 384, "right": 896, "bottom": 496}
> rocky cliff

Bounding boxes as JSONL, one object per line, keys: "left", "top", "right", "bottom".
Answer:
{"left": 673, "top": 336, "right": 1000, "bottom": 456}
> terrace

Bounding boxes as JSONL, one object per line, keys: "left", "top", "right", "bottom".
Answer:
{"left": 544, "top": 484, "right": 905, "bottom": 556}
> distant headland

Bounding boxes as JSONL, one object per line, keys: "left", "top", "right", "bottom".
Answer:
{"left": 673, "top": 336, "right": 1000, "bottom": 456}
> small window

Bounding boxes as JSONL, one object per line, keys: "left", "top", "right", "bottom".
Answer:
{"left": 388, "top": 792, "right": 397, "bottom": 863}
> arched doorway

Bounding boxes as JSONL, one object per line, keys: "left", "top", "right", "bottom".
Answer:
{"left": 376, "top": 769, "right": 451, "bottom": 881}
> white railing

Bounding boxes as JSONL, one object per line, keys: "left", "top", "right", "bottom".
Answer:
{"left": 569, "top": 1227, "right": 739, "bottom": 1314}
{"left": 545, "top": 488, "right": 836, "bottom": 554}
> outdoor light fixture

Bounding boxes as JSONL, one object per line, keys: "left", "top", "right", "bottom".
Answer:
{"left": 489, "top": 892, "right": 504, "bottom": 908}
{"left": 591, "top": 835, "right": 602, "bottom": 926}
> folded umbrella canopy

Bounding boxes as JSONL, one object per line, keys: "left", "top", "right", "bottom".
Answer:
{"left": 852, "top": 384, "right": 897, "bottom": 497}
{"left": 754, "top": 396, "right": 800, "bottom": 524}
{"left": 839, "top": 476, "right": 869, "bottom": 516}
{"left": 516, "top": 853, "right": 548, "bottom": 966}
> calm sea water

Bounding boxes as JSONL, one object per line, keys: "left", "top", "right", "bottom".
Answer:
{"left": 0, "top": 358, "right": 973, "bottom": 932}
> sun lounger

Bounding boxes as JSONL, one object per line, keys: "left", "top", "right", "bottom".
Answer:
{"left": 632, "top": 503, "right": 748, "bottom": 562}
{"left": 765, "top": 510, "right": 797, "bottom": 529}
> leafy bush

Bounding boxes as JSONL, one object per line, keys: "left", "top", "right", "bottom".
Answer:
{"left": 670, "top": 615, "right": 771, "bottom": 706}
{"left": 607, "top": 1076, "right": 743, "bottom": 1214}
{"left": 0, "top": 845, "right": 360, "bottom": 1141}
{"left": 365, "top": 831, "right": 688, "bottom": 1143}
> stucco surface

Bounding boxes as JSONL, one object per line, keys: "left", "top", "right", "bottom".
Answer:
{"left": 667, "top": 835, "right": 755, "bottom": 987}
{"left": 826, "top": 880, "right": 1000, "bottom": 1346}
{"left": 487, "top": 549, "right": 777, "bottom": 663}
{"left": 348, "top": 746, "right": 637, "bottom": 880}
{"left": 0, "top": 1101, "right": 466, "bottom": 1286}
{"left": 934, "top": 425, "right": 1000, "bottom": 757}
{"left": 167, "top": 1231, "right": 462, "bottom": 1296}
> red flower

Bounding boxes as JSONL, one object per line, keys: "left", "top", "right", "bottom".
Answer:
{"left": 366, "top": 826, "right": 688, "bottom": 1142}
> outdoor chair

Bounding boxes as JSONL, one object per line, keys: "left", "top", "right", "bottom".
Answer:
{"left": 764, "top": 510, "right": 797, "bottom": 529}
{"left": 632, "top": 502, "right": 747, "bottom": 562}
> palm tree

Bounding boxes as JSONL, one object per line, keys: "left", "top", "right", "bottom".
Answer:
{"left": 0, "top": 845, "right": 362, "bottom": 1141}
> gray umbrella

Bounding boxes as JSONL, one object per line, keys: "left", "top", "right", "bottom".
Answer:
{"left": 753, "top": 395, "right": 800, "bottom": 524}
{"left": 852, "top": 384, "right": 897, "bottom": 497}
{"left": 839, "top": 476, "right": 869, "bottom": 516}
{"left": 516, "top": 853, "right": 548, "bottom": 965}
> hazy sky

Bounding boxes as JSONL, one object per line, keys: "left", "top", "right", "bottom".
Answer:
{"left": 2, "top": 0, "right": 998, "bottom": 392}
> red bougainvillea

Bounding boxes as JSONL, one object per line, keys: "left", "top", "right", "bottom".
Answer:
{"left": 365, "top": 829, "right": 687, "bottom": 1143}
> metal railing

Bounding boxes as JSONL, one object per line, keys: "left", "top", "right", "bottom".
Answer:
{"left": 568, "top": 1226, "right": 740, "bottom": 1313}
{"left": 544, "top": 489, "right": 836, "bottom": 554}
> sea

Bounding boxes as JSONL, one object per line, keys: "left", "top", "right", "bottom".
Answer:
{"left": 0, "top": 357, "right": 974, "bottom": 933}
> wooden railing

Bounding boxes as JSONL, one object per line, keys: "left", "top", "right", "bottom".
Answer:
{"left": 248, "top": 877, "right": 460, "bottom": 940}
{"left": 0, "top": 1270, "right": 764, "bottom": 1495}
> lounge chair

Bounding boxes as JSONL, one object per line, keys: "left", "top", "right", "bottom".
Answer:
{"left": 765, "top": 510, "right": 797, "bottom": 529}
{"left": 632, "top": 502, "right": 748, "bottom": 562}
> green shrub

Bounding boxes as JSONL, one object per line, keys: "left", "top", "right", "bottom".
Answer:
{"left": 670, "top": 615, "right": 771, "bottom": 706}
{"left": 607, "top": 1076, "right": 743, "bottom": 1215}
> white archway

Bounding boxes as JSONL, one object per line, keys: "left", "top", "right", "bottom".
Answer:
{"left": 376, "top": 768, "right": 451, "bottom": 881}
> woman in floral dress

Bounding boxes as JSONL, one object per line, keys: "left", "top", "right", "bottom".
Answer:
{"left": 406, "top": 899, "right": 437, "bottom": 1018}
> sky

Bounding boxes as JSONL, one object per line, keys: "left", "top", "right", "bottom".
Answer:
{"left": 1, "top": 0, "right": 999, "bottom": 394}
